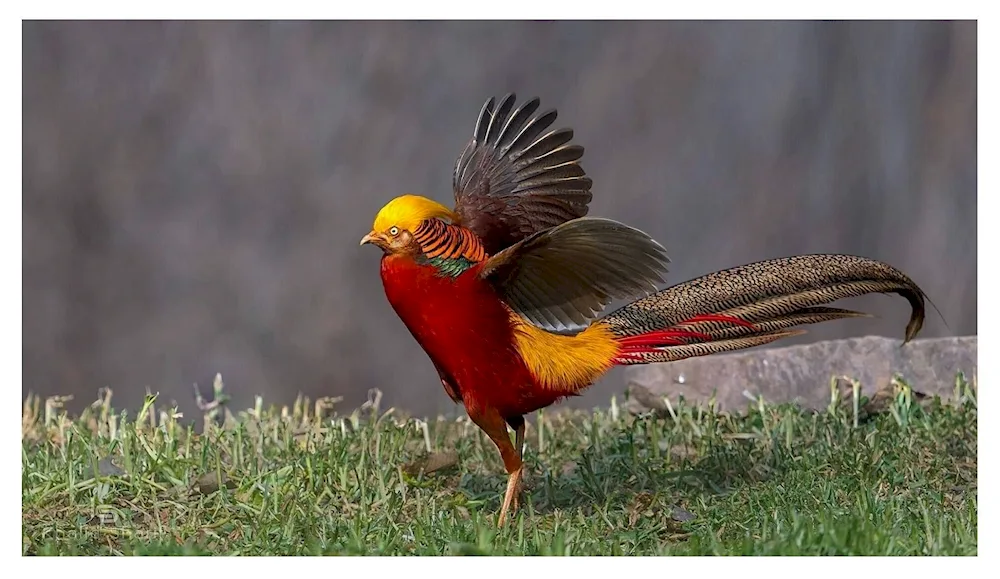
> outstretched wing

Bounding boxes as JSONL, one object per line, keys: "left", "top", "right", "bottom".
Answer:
{"left": 452, "top": 93, "right": 594, "bottom": 255}
{"left": 478, "top": 217, "right": 671, "bottom": 333}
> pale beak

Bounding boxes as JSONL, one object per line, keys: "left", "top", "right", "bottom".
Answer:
{"left": 359, "top": 231, "right": 381, "bottom": 247}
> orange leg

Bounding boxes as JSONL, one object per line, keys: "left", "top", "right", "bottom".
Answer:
{"left": 506, "top": 416, "right": 526, "bottom": 513}
{"left": 469, "top": 409, "right": 525, "bottom": 528}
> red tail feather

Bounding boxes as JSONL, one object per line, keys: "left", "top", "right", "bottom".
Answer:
{"left": 681, "top": 313, "right": 757, "bottom": 328}
{"left": 612, "top": 313, "right": 756, "bottom": 365}
{"left": 616, "top": 328, "right": 712, "bottom": 350}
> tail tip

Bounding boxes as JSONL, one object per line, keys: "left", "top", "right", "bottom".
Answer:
{"left": 901, "top": 315, "right": 924, "bottom": 346}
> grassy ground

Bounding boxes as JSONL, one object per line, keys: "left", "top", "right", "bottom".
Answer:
{"left": 22, "top": 374, "right": 977, "bottom": 556}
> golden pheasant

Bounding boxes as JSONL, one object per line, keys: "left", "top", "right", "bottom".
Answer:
{"left": 360, "top": 94, "right": 927, "bottom": 527}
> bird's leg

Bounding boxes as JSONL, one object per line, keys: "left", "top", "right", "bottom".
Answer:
{"left": 500, "top": 464, "right": 523, "bottom": 528}
{"left": 506, "top": 415, "right": 526, "bottom": 512}
{"left": 470, "top": 409, "right": 523, "bottom": 528}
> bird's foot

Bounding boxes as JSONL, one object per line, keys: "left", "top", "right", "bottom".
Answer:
{"left": 497, "top": 467, "right": 524, "bottom": 528}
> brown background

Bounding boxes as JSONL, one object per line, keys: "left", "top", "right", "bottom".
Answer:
{"left": 22, "top": 21, "right": 977, "bottom": 419}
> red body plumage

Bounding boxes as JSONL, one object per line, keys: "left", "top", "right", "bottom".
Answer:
{"left": 379, "top": 254, "right": 567, "bottom": 419}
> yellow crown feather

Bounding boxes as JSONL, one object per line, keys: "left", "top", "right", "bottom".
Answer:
{"left": 372, "top": 194, "right": 458, "bottom": 233}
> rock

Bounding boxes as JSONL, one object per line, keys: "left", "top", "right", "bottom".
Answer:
{"left": 194, "top": 471, "right": 235, "bottom": 494}
{"left": 97, "top": 456, "right": 126, "bottom": 477}
{"left": 670, "top": 506, "right": 697, "bottom": 523}
{"left": 402, "top": 450, "right": 460, "bottom": 476}
{"left": 624, "top": 335, "right": 977, "bottom": 414}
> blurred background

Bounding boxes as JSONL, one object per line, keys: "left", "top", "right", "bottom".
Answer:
{"left": 23, "top": 20, "right": 977, "bottom": 419}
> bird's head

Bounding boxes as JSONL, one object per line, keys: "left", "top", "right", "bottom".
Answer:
{"left": 360, "top": 194, "right": 458, "bottom": 255}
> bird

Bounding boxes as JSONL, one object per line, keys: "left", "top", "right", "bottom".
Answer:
{"left": 360, "top": 93, "right": 927, "bottom": 528}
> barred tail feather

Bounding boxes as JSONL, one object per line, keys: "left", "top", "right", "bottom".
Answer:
{"left": 614, "top": 330, "right": 805, "bottom": 365}
{"left": 603, "top": 254, "right": 927, "bottom": 366}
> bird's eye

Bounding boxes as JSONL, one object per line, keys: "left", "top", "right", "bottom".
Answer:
{"left": 389, "top": 226, "right": 400, "bottom": 236}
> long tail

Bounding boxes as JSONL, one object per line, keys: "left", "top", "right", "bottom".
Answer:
{"left": 601, "top": 254, "right": 927, "bottom": 365}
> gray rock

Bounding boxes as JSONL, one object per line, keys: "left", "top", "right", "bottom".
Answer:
{"left": 624, "top": 335, "right": 977, "bottom": 414}
{"left": 97, "top": 456, "right": 126, "bottom": 477}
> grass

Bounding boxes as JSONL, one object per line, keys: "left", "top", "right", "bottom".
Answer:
{"left": 22, "top": 373, "right": 977, "bottom": 556}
